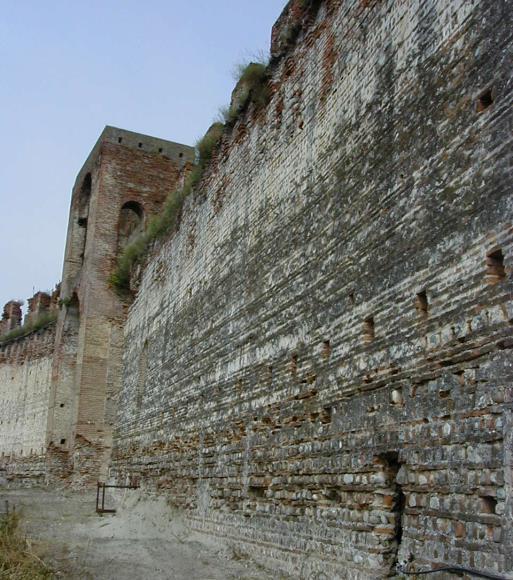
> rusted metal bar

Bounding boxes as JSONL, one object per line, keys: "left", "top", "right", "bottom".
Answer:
{"left": 100, "top": 485, "right": 139, "bottom": 489}
{"left": 96, "top": 482, "right": 100, "bottom": 513}
{"left": 95, "top": 481, "right": 139, "bottom": 514}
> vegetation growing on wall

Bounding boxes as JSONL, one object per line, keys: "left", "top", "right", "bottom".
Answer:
{"left": 221, "top": 62, "right": 270, "bottom": 125}
{"left": 110, "top": 61, "right": 272, "bottom": 296}
{"left": 58, "top": 297, "right": 73, "bottom": 308}
{"left": 109, "top": 0, "right": 323, "bottom": 296}
{"left": 110, "top": 123, "right": 225, "bottom": 294}
{"left": 0, "top": 311, "right": 57, "bottom": 346}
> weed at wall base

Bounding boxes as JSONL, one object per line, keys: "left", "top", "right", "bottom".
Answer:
{"left": 0, "top": 511, "right": 53, "bottom": 579}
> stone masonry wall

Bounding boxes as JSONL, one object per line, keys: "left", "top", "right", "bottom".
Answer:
{"left": 0, "top": 325, "right": 56, "bottom": 484}
{"left": 111, "top": 1, "right": 513, "bottom": 577}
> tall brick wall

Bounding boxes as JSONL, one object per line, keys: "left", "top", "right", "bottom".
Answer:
{"left": 111, "top": 0, "right": 513, "bottom": 577}
{"left": 0, "top": 324, "right": 56, "bottom": 485}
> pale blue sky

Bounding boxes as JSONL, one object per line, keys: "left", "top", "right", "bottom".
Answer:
{"left": 0, "top": 0, "right": 285, "bottom": 311}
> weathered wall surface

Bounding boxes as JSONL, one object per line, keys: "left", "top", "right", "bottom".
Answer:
{"left": 0, "top": 325, "right": 56, "bottom": 484}
{"left": 111, "top": 0, "right": 513, "bottom": 577}
{"left": 47, "top": 127, "right": 194, "bottom": 485}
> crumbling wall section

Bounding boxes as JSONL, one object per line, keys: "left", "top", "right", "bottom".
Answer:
{"left": 111, "top": 0, "right": 512, "bottom": 576}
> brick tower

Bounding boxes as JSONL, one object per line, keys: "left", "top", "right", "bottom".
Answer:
{"left": 46, "top": 126, "right": 194, "bottom": 485}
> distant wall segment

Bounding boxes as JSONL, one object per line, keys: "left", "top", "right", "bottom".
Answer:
{"left": 0, "top": 128, "right": 194, "bottom": 486}
{"left": 0, "top": 317, "right": 56, "bottom": 485}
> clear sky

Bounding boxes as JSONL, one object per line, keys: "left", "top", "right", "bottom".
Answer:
{"left": 0, "top": 0, "right": 285, "bottom": 312}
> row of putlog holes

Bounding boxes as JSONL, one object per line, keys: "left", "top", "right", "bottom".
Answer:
{"left": 282, "top": 251, "right": 506, "bottom": 376}
{"left": 281, "top": 248, "right": 506, "bottom": 381}
{"left": 363, "top": 248, "right": 506, "bottom": 344}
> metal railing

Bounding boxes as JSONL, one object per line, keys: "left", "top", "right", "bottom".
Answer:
{"left": 95, "top": 482, "right": 139, "bottom": 514}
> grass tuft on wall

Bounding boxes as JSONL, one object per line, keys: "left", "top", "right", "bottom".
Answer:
{"left": 0, "top": 311, "right": 57, "bottom": 346}
{"left": 222, "top": 62, "right": 271, "bottom": 126}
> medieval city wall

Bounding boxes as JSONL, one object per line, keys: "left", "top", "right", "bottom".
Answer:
{"left": 0, "top": 325, "right": 56, "bottom": 484}
{"left": 111, "top": 0, "right": 513, "bottom": 577}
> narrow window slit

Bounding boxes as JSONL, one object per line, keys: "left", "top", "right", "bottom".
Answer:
{"left": 481, "top": 495, "right": 497, "bottom": 514}
{"left": 248, "top": 485, "right": 266, "bottom": 499}
{"left": 486, "top": 248, "right": 505, "bottom": 284}
{"left": 363, "top": 316, "right": 375, "bottom": 344}
{"left": 320, "top": 406, "right": 333, "bottom": 424}
{"left": 416, "top": 290, "right": 428, "bottom": 318}
{"left": 290, "top": 353, "right": 298, "bottom": 377}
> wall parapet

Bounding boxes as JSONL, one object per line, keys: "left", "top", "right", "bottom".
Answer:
{"left": 0, "top": 287, "right": 59, "bottom": 348}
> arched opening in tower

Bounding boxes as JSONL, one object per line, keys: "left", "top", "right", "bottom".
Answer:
{"left": 118, "top": 201, "right": 144, "bottom": 251}
{"left": 77, "top": 173, "right": 92, "bottom": 263}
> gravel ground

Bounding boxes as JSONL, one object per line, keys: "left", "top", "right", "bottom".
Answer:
{"left": 1, "top": 488, "right": 279, "bottom": 580}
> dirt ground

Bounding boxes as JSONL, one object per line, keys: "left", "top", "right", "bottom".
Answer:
{"left": 1, "top": 488, "right": 279, "bottom": 580}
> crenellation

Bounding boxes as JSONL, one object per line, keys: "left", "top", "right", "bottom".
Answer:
{"left": 0, "top": 300, "right": 22, "bottom": 335}
{"left": 24, "top": 292, "right": 51, "bottom": 326}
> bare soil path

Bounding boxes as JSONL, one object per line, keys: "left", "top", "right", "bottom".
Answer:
{"left": 1, "top": 488, "right": 278, "bottom": 580}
